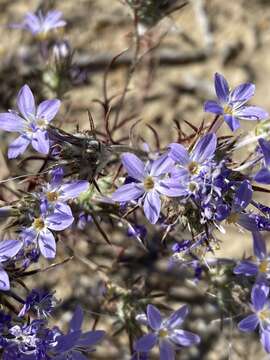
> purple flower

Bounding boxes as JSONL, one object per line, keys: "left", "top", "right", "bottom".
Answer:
{"left": 254, "top": 138, "right": 270, "bottom": 184}
{"left": 52, "top": 306, "right": 105, "bottom": 359}
{"left": 165, "top": 133, "right": 217, "bottom": 196}
{"left": 223, "top": 180, "right": 258, "bottom": 232}
{"left": 19, "top": 289, "right": 58, "bottom": 318}
{"left": 134, "top": 304, "right": 200, "bottom": 359}
{"left": 234, "top": 232, "right": 270, "bottom": 281}
{"left": 42, "top": 168, "right": 89, "bottom": 215}
{"left": 238, "top": 282, "right": 270, "bottom": 353}
{"left": 14, "top": 10, "right": 66, "bottom": 38}
{"left": 0, "top": 240, "right": 22, "bottom": 291}
{"left": 204, "top": 73, "right": 268, "bottom": 131}
{"left": 22, "top": 203, "right": 74, "bottom": 259}
{"left": 112, "top": 153, "right": 175, "bottom": 224}
{"left": 0, "top": 84, "right": 61, "bottom": 158}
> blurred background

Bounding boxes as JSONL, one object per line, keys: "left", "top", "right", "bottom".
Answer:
{"left": 0, "top": 0, "right": 270, "bottom": 359}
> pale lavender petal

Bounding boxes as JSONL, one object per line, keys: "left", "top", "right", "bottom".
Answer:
{"left": 59, "top": 181, "right": 89, "bottom": 201}
{"left": 236, "top": 106, "right": 269, "bottom": 121}
{"left": 234, "top": 180, "right": 252, "bottom": 211}
{"left": 204, "top": 100, "right": 223, "bottom": 115}
{"left": 134, "top": 333, "right": 157, "bottom": 352}
{"left": 251, "top": 284, "right": 267, "bottom": 312}
{"left": 230, "top": 83, "right": 255, "bottom": 103}
{"left": 223, "top": 115, "right": 240, "bottom": 131}
{"left": 44, "top": 10, "right": 66, "bottom": 29}
{"left": 17, "top": 84, "right": 36, "bottom": 120}
{"left": 8, "top": 135, "right": 30, "bottom": 158}
{"left": 233, "top": 261, "right": 258, "bottom": 276}
{"left": 254, "top": 168, "right": 270, "bottom": 184}
{"left": 38, "top": 229, "right": 56, "bottom": 258}
{"left": 55, "top": 203, "right": 73, "bottom": 217}
{"left": 238, "top": 314, "right": 259, "bottom": 332}
{"left": 69, "top": 306, "right": 83, "bottom": 332}
{"left": 261, "top": 330, "right": 270, "bottom": 353}
{"left": 0, "top": 113, "right": 24, "bottom": 132}
{"left": 253, "top": 232, "right": 267, "bottom": 260}
{"left": 112, "top": 183, "right": 144, "bottom": 202}
{"left": 191, "top": 133, "right": 217, "bottom": 163}
{"left": 214, "top": 73, "right": 229, "bottom": 102}
{"left": 170, "top": 329, "right": 200, "bottom": 346}
{"left": 159, "top": 339, "right": 175, "bottom": 360}
{"left": 0, "top": 268, "right": 10, "bottom": 291}
{"left": 143, "top": 190, "right": 161, "bottom": 224}
{"left": 165, "top": 305, "right": 189, "bottom": 329}
{"left": 147, "top": 305, "right": 162, "bottom": 330}
{"left": 121, "top": 153, "right": 145, "bottom": 180}
{"left": 23, "top": 12, "right": 41, "bottom": 34}
{"left": 259, "top": 138, "right": 270, "bottom": 167}
{"left": 168, "top": 143, "right": 190, "bottom": 165}
{"left": 46, "top": 211, "right": 74, "bottom": 231}
{"left": 156, "top": 179, "right": 188, "bottom": 197}
{"left": 0, "top": 240, "right": 22, "bottom": 261}
{"left": 32, "top": 130, "right": 49, "bottom": 154}
{"left": 150, "top": 154, "right": 174, "bottom": 177}
{"left": 37, "top": 99, "right": 61, "bottom": 122}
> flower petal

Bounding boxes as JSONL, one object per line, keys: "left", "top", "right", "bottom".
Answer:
{"left": 251, "top": 283, "right": 268, "bottom": 312}
{"left": 134, "top": 333, "right": 157, "bottom": 352}
{"left": 0, "top": 240, "right": 22, "bottom": 261}
{"left": 8, "top": 135, "right": 30, "bottom": 158}
{"left": 170, "top": 329, "right": 200, "bottom": 347}
{"left": 253, "top": 232, "right": 267, "bottom": 260}
{"left": 156, "top": 179, "right": 188, "bottom": 197}
{"left": 223, "top": 115, "right": 240, "bottom": 131}
{"left": 37, "top": 99, "right": 61, "bottom": 122}
{"left": 259, "top": 138, "right": 270, "bottom": 167}
{"left": 69, "top": 306, "right": 84, "bottom": 332}
{"left": 17, "top": 84, "right": 36, "bottom": 120}
{"left": 150, "top": 154, "right": 174, "bottom": 177}
{"left": 261, "top": 330, "right": 270, "bottom": 353}
{"left": 165, "top": 305, "right": 189, "bottom": 329}
{"left": 0, "top": 268, "right": 10, "bottom": 291}
{"left": 46, "top": 211, "right": 74, "bottom": 231}
{"left": 121, "top": 153, "right": 145, "bottom": 181}
{"left": 159, "top": 339, "right": 175, "bottom": 360}
{"left": 38, "top": 229, "right": 56, "bottom": 259}
{"left": 77, "top": 330, "right": 105, "bottom": 347}
{"left": 236, "top": 106, "right": 269, "bottom": 121}
{"left": 31, "top": 130, "right": 49, "bottom": 154}
{"left": 191, "top": 133, "right": 217, "bottom": 163}
{"left": 204, "top": 100, "right": 224, "bottom": 115}
{"left": 0, "top": 112, "right": 25, "bottom": 132}
{"left": 59, "top": 181, "right": 89, "bottom": 201}
{"left": 147, "top": 305, "right": 162, "bottom": 330}
{"left": 233, "top": 261, "right": 258, "bottom": 276}
{"left": 254, "top": 168, "right": 270, "bottom": 184}
{"left": 143, "top": 190, "right": 161, "bottom": 224}
{"left": 238, "top": 314, "right": 259, "bottom": 333}
{"left": 214, "top": 73, "right": 229, "bottom": 102}
{"left": 168, "top": 143, "right": 190, "bottom": 165}
{"left": 230, "top": 83, "right": 255, "bottom": 103}
{"left": 44, "top": 10, "right": 66, "bottom": 30}
{"left": 233, "top": 180, "right": 252, "bottom": 211}
{"left": 112, "top": 183, "right": 144, "bottom": 202}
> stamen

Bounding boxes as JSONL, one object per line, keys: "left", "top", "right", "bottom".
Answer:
{"left": 143, "top": 176, "right": 155, "bottom": 191}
